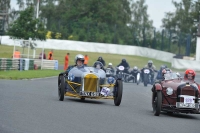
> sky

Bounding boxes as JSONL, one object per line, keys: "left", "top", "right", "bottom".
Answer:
{"left": 145, "top": 0, "right": 181, "bottom": 29}
{"left": 11, "top": 0, "right": 181, "bottom": 29}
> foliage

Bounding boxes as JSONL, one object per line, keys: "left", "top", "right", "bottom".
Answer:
{"left": 161, "top": 0, "right": 200, "bottom": 54}
{"left": 11, "top": 0, "right": 199, "bottom": 55}
{"left": 7, "top": 6, "right": 47, "bottom": 41}
{"left": 46, "top": 31, "right": 62, "bottom": 39}
{"left": 46, "top": 31, "right": 52, "bottom": 39}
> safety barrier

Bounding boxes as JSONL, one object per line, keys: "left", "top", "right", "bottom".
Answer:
{"left": 0, "top": 58, "right": 34, "bottom": 71}
{"left": 34, "top": 59, "right": 58, "bottom": 70}
{"left": 0, "top": 58, "right": 58, "bottom": 70}
{"left": 172, "top": 58, "right": 200, "bottom": 71}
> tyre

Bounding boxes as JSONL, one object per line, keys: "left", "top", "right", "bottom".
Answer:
{"left": 114, "top": 80, "right": 123, "bottom": 106}
{"left": 80, "top": 97, "right": 85, "bottom": 101}
{"left": 136, "top": 73, "right": 140, "bottom": 85}
{"left": 58, "top": 75, "right": 65, "bottom": 101}
{"left": 143, "top": 74, "right": 148, "bottom": 87}
{"left": 153, "top": 91, "right": 162, "bottom": 116}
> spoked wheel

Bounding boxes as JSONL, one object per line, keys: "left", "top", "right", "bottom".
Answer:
{"left": 58, "top": 75, "right": 65, "bottom": 101}
{"left": 114, "top": 80, "right": 123, "bottom": 106}
{"left": 152, "top": 91, "right": 162, "bottom": 116}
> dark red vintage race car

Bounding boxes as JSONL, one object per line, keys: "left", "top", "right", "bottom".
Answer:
{"left": 151, "top": 72, "right": 200, "bottom": 116}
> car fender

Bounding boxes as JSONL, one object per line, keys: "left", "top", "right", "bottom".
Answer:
{"left": 154, "top": 83, "right": 162, "bottom": 91}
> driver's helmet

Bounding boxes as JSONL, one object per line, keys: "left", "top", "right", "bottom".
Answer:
{"left": 122, "top": 59, "right": 126, "bottom": 63}
{"left": 108, "top": 62, "right": 112, "bottom": 66}
{"left": 160, "top": 65, "right": 166, "bottom": 70}
{"left": 93, "top": 61, "right": 103, "bottom": 69}
{"left": 148, "top": 60, "right": 153, "bottom": 67}
{"left": 162, "top": 68, "right": 172, "bottom": 77}
{"left": 184, "top": 69, "right": 196, "bottom": 81}
{"left": 98, "top": 56, "right": 102, "bottom": 61}
{"left": 133, "top": 66, "right": 138, "bottom": 71}
{"left": 74, "top": 54, "right": 84, "bottom": 64}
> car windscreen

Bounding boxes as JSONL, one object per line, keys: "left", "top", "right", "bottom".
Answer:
{"left": 164, "top": 73, "right": 179, "bottom": 80}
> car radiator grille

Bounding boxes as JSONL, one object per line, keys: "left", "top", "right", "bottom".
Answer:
{"left": 84, "top": 74, "right": 98, "bottom": 92}
{"left": 180, "top": 86, "right": 195, "bottom": 102}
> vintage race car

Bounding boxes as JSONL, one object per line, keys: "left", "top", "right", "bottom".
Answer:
{"left": 57, "top": 65, "right": 124, "bottom": 106}
{"left": 151, "top": 72, "right": 200, "bottom": 116}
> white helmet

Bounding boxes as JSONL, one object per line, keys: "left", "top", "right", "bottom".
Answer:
{"left": 74, "top": 54, "right": 84, "bottom": 64}
{"left": 108, "top": 63, "right": 112, "bottom": 66}
{"left": 133, "top": 66, "right": 138, "bottom": 70}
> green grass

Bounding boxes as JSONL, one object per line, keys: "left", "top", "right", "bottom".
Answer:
{"left": 0, "top": 44, "right": 191, "bottom": 80}
{"left": 0, "top": 70, "right": 62, "bottom": 80}
{"left": 0, "top": 44, "right": 171, "bottom": 69}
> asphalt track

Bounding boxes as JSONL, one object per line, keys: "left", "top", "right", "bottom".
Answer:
{"left": 0, "top": 73, "right": 200, "bottom": 133}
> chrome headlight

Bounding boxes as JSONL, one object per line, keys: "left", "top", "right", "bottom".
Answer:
{"left": 107, "top": 77, "right": 115, "bottom": 84}
{"left": 166, "top": 87, "right": 173, "bottom": 95}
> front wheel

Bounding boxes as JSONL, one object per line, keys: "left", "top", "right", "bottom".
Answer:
{"left": 152, "top": 91, "right": 162, "bottom": 116}
{"left": 114, "top": 80, "right": 123, "bottom": 106}
{"left": 144, "top": 74, "right": 148, "bottom": 87}
{"left": 58, "top": 75, "right": 65, "bottom": 101}
{"left": 136, "top": 73, "right": 140, "bottom": 85}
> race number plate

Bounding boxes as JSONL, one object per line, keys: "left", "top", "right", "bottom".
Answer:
{"left": 79, "top": 91, "right": 100, "bottom": 97}
{"left": 144, "top": 69, "right": 150, "bottom": 74}
{"left": 100, "top": 87, "right": 110, "bottom": 96}
{"left": 184, "top": 96, "right": 194, "bottom": 104}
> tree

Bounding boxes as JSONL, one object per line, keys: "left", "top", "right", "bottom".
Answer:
{"left": 7, "top": 6, "right": 47, "bottom": 41}
{"left": 161, "top": 0, "right": 200, "bottom": 54}
{"left": 39, "top": 0, "right": 132, "bottom": 43}
{"left": 129, "top": 0, "right": 154, "bottom": 47}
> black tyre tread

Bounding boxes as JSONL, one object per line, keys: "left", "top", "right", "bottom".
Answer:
{"left": 153, "top": 91, "right": 162, "bottom": 116}
{"left": 59, "top": 76, "right": 65, "bottom": 101}
{"left": 114, "top": 80, "right": 123, "bottom": 106}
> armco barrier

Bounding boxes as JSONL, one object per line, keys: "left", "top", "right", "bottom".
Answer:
{"left": 0, "top": 58, "right": 19, "bottom": 70}
{"left": 0, "top": 58, "right": 34, "bottom": 71}
{"left": 34, "top": 59, "right": 58, "bottom": 70}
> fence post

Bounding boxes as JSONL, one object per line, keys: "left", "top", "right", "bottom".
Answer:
{"left": 161, "top": 29, "right": 164, "bottom": 50}
{"left": 168, "top": 30, "right": 171, "bottom": 52}
{"left": 185, "top": 34, "right": 191, "bottom": 56}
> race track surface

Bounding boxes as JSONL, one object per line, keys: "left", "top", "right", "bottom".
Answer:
{"left": 0, "top": 74, "right": 200, "bottom": 133}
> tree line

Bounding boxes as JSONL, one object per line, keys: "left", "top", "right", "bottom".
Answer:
{"left": 3, "top": 0, "right": 200, "bottom": 55}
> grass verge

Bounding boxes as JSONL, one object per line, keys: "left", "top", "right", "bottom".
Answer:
{"left": 0, "top": 44, "right": 171, "bottom": 68}
{"left": 0, "top": 70, "right": 62, "bottom": 80}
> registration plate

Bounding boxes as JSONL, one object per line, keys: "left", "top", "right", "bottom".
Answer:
{"left": 176, "top": 102, "right": 196, "bottom": 108}
{"left": 79, "top": 91, "right": 100, "bottom": 97}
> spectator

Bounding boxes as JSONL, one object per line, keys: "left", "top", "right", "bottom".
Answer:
{"left": 13, "top": 49, "right": 21, "bottom": 58}
{"left": 84, "top": 54, "right": 89, "bottom": 66}
{"left": 64, "top": 53, "right": 70, "bottom": 70}
{"left": 39, "top": 50, "right": 46, "bottom": 59}
{"left": 48, "top": 50, "right": 53, "bottom": 60}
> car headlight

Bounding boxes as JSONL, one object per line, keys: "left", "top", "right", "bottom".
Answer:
{"left": 107, "top": 77, "right": 115, "bottom": 84}
{"left": 166, "top": 87, "right": 173, "bottom": 95}
{"left": 68, "top": 73, "right": 75, "bottom": 81}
